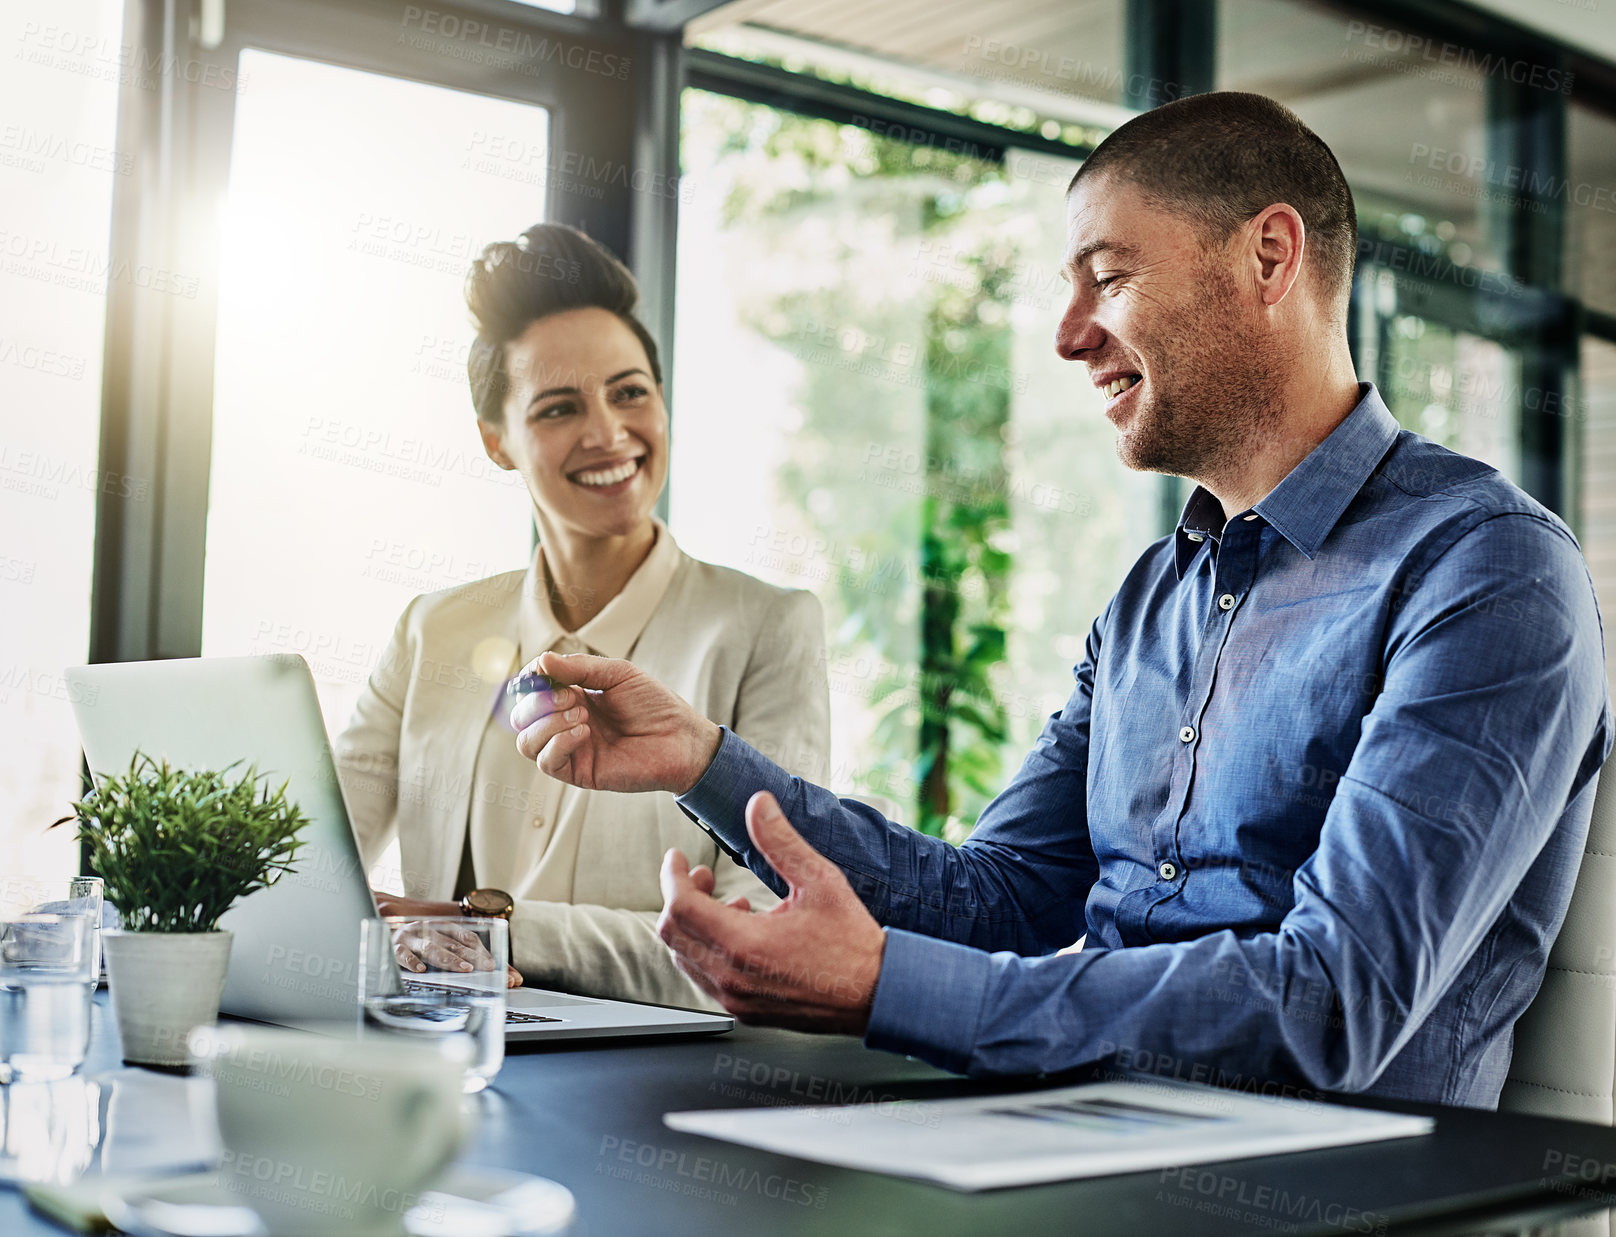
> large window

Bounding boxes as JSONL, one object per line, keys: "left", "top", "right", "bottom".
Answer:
{"left": 675, "top": 0, "right": 1616, "bottom": 840}
{"left": 1218, "top": 0, "right": 1539, "bottom": 485}
{"left": 199, "top": 51, "right": 543, "bottom": 735}
{"left": 12, "top": 0, "right": 1615, "bottom": 867}
{"left": 672, "top": 91, "right": 1154, "bottom": 837}
{"left": 0, "top": 0, "right": 126, "bottom": 880}
{"left": 1568, "top": 104, "right": 1616, "bottom": 688}
{"left": 1357, "top": 290, "right": 1522, "bottom": 477}
{"left": 1220, "top": 0, "right": 1500, "bottom": 273}
{"left": 1565, "top": 105, "right": 1616, "bottom": 322}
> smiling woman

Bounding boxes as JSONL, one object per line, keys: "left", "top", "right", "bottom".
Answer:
{"left": 331, "top": 224, "right": 832, "bottom": 1007}
{"left": 477, "top": 309, "right": 666, "bottom": 611}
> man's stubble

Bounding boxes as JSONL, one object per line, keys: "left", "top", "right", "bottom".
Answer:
{"left": 1116, "top": 262, "right": 1287, "bottom": 485}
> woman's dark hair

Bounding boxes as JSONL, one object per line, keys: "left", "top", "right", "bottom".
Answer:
{"left": 464, "top": 223, "right": 662, "bottom": 423}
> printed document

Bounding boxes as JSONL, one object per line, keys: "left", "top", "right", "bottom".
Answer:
{"left": 664, "top": 1078, "right": 1433, "bottom": 1191}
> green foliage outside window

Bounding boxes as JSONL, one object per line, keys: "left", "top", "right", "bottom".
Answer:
{"left": 697, "top": 93, "right": 1027, "bottom": 838}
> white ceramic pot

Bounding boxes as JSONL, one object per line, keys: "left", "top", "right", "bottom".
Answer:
{"left": 102, "top": 930, "right": 233, "bottom": 1068}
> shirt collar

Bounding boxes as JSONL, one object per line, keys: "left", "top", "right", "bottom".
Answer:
{"left": 1173, "top": 383, "right": 1400, "bottom": 579}
{"left": 519, "top": 518, "right": 683, "bottom": 660}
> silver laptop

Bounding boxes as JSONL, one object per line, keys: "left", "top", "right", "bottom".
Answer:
{"left": 65, "top": 654, "right": 732, "bottom": 1043}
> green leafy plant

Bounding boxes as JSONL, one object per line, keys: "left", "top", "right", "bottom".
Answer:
{"left": 695, "top": 92, "right": 1015, "bottom": 838}
{"left": 54, "top": 753, "right": 309, "bottom": 933}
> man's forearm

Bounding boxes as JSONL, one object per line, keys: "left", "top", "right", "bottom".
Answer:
{"left": 678, "top": 730, "right": 1052, "bottom": 953}
{"left": 863, "top": 925, "right": 1337, "bottom": 1090}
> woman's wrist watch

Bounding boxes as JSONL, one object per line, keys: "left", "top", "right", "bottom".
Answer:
{"left": 460, "top": 887, "right": 515, "bottom": 920}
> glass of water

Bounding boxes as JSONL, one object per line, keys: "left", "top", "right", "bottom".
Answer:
{"left": 358, "top": 916, "right": 506, "bottom": 1093}
{"left": 0, "top": 878, "right": 103, "bottom": 990}
{"left": 0, "top": 914, "right": 96, "bottom": 1083}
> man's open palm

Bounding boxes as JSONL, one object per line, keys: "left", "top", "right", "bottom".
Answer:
{"left": 656, "top": 791, "right": 885, "bottom": 1034}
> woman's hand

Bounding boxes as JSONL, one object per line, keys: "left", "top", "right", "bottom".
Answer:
{"left": 372, "top": 893, "right": 523, "bottom": 989}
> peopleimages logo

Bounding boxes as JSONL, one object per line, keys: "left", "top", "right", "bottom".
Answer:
{"left": 1343, "top": 21, "right": 1573, "bottom": 95}
{"left": 16, "top": 23, "right": 248, "bottom": 93}
{"left": 0, "top": 126, "right": 133, "bottom": 176}
{"left": 399, "top": 7, "right": 630, "bottom": 80}
{"left": 1407, "top": 144, "right": 1616, "bottom": 216}
{"left": 0, "top": 229, "right": 199, "bottom": 298}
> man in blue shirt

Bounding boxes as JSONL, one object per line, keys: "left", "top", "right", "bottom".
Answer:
{"left": 512, "top": 92, "right": 1610, "bottom": 1106}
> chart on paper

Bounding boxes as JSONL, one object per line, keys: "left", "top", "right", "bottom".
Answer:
{"left": 665, "top": 1078, "right": 1434, "bottom": 1192}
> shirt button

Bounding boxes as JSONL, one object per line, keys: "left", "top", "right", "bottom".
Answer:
{"left": 530, "top": 816, "right": 544, "bottom": 830}
{"left": 1243, "top": 513, "right": 1259, "bottom": 522}
{"left": 1179, "top": 726, "right": 1196, "bottom": 743}
{"left": 1185, "top": 532, "right": 1204, "bottom": 543}
{"left": 1218, "top": 593, "right": 1236, "bottom": 611}
{"left": 1159, "top": 860, "right": 1178, "bottom": 881}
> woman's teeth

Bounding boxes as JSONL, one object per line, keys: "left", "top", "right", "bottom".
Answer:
{"left": 1104, "top": 376, "right": 1140, "bottom": 399}
{"left": 573, "top": 458, "right": 641, "bottom": 487}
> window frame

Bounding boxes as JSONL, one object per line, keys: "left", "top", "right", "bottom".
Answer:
{"left": 90, "top": 0, "right": 667, "bottom": 665}
{"left": 87, "top": 0, "right": 1616, "bottom": 663}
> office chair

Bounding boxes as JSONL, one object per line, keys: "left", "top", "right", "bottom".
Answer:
{"left": 1500, "top": 763, "right": 1616, "bottom": 1126}
{"left": 1495, "top": 763, "right": 1614, "bottom": 1236}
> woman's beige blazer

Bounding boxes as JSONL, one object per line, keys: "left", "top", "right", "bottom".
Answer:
{"left": 334, "top": 528, "right": 830, "bottom": 1008}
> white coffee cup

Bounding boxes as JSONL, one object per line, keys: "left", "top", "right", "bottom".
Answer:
{"left": 190, "top": 1024, "right": 469, "bottom": 1237}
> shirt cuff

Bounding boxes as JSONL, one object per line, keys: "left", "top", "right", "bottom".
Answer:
{"left": 864, "top": 928, "right": 991, "bottom": 1075}
{"left": 676, "top": 727, "right": 798, "bottom": 857}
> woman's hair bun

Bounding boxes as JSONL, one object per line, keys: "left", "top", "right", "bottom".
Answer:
{"left": 464, "top": 223, "right": 661, "bottom": 423}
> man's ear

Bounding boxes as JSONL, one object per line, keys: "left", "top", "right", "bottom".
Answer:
{"left": 478, "top": 419, "right": 515, "bottom": 470}
{"left": 1247, "top": 203, "right": 1307, "bottom": 308}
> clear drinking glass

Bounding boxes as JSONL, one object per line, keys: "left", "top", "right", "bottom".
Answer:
{"left": 0, "top": 914, "right": 96, "bottom": 1082}
{"left": 0, "top": 878, "right": 103, "bottom": 990}
{"left": 0, "top": 1076, "right": 102, "bottom": 1185}
{"left": 358, "top": 916, "right": 507, "bottom": 1094}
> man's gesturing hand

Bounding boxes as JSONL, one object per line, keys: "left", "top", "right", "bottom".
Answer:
{"left": 656, "top": 792, "right": 885, "bottom": 1034}
{"left": 511, "top": 652, "right": 722, "bottom": 794}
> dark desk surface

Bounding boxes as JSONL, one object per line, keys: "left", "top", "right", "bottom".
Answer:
{"left": 6, "top": 994, "right": 1616, "bottom": 1236}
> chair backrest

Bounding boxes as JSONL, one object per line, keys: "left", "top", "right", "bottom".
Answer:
{"left": 1499, "top": 766, "right": 1616, "bottom": 1123}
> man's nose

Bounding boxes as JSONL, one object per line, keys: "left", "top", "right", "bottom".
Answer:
{"left": 1054, "top": 293, "right": 1104, "bottom": 362}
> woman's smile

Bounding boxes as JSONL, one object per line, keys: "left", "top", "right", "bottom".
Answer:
{"left": 568, "top": 454, "right": 647, "bottom": 495}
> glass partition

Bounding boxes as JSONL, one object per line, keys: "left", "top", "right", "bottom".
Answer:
{"left": 199, "top": 50, "right": 544, "bottom": 735}
{"left": 673, "top": 91, "right": 1153, "bottom": 837}
{"left": 0, "top": 0, "right": 126, "bottom": 880}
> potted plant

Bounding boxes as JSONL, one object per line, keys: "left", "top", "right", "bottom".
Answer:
{"left": 56, "top": 753, "right": 308, "bottom": 1068}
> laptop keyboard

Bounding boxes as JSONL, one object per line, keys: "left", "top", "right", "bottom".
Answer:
{"left": 400, "top": 980, "right": 563, "bottom": 1025}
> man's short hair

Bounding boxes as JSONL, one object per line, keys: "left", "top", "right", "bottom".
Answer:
{"left": 1069, "top": 92, "right": 1357, "bottom": 314}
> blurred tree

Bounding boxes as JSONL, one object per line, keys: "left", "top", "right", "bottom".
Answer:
{"left": 692, "top": 92, "right": 1020, "bottom": 837}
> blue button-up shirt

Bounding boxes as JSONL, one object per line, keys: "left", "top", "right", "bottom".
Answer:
{"left": 681, "top": 385, "right": 1611, "bottom": 1107}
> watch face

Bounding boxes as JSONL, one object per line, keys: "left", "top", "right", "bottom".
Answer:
{"left": 466, "top": 888, "right": 513, "bottom": 917}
